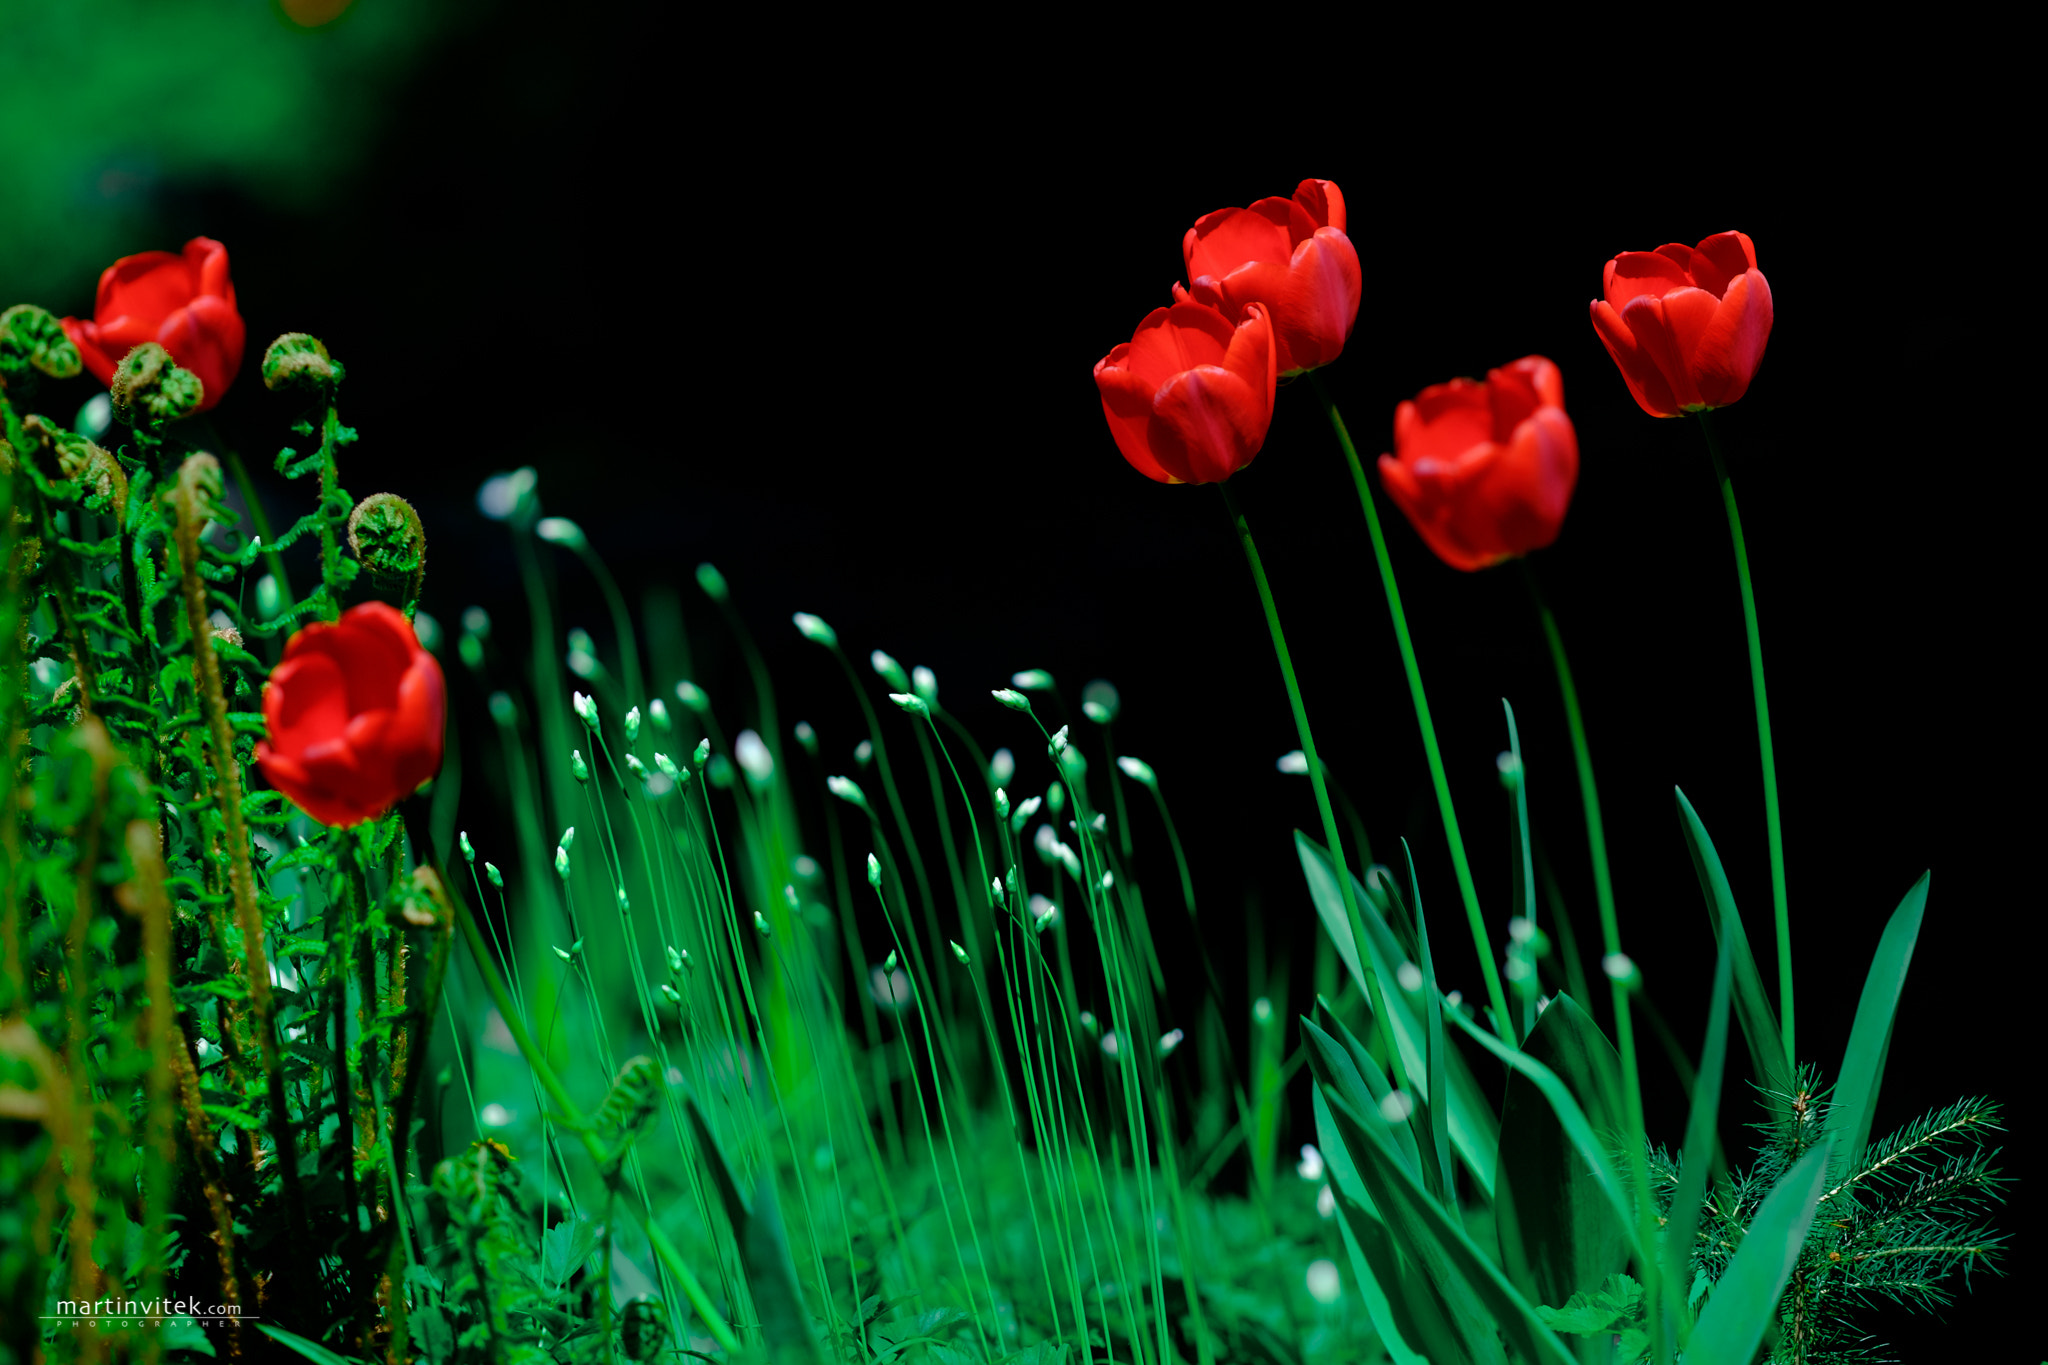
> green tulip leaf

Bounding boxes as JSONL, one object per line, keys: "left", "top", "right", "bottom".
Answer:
{"left": 1675, "top": 788, "right": 1791, "bottom": 1097}
{"left": 1826, "top": 871, "right": 1929, "bottom": 1175}
{"left": 1684, "top": 1140, "right": 1836, "bottom": 1365}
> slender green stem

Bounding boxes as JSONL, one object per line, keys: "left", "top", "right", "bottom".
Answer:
{"left": 1522, "top": 564, "right": 1618, "bottom": 958}
{"left": 1698, "top": 410, "right": 1792, "bottom": 1065}
{"left": 1215, "top": 481, "right": 1412, "bottom": 1092}
{"left": 1308, "top": 373, "right": 1513, "bottom": 1043}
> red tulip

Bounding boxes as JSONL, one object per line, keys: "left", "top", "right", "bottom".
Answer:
{"left": 255, "top": 602, "right": 446, "bottom": 827}
{"left": 1589, "top": 231, "right": 1772, "bottom": 418}
{"left": 1175, "top": 178, "right": 1360, "bottom": 376}
{"left": 1095, "top": 299, "right": 1276, "bottom": 485}
{"left": 1377, "top": 356, "right": 1578, "bottom": 572}
{"left": 61, "top": 237, "right": 245, "bottom": 413}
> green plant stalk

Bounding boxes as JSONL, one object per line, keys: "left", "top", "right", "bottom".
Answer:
{"left": 1312, "top": 373, "right": 1512, "bottom": 1042}
{"left": 1698, "top": 410, "right": 1792, "bottom": 1064}
{"left": 1216, "top": 480, "right": 1417, "bottom": 1089}
{"left": 446, "top": 868, "right": 738, "bottom": 1351}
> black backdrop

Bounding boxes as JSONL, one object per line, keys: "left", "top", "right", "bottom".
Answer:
{"left": 70, "top": 15, "right": 2024, "bottom": 1352}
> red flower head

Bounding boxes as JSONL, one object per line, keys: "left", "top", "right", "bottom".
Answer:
{"left": 255, "top": 602, "right": 446, "bottom": 827}
{"left": 1095, "top": 299, "right": 1276, "bottom": 484}
{"left": 1377, "top": 356, "right": 1579, "bottom": 572}
{"left": 1589, "top": 231, "right": 1772, "bottom": 418}
{"left": 1175, "top": 178, "right": 1361, "bottom": 376}
{"left": 61, "top": 237, "right": 245, "bottom": 413}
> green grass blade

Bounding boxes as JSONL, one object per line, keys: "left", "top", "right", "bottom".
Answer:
{"left": 1492, "top": 995, "right": 1631, "bottom": 1322}
{"left": 1314, "top": 1085, "right": 1439, "bottom": 1365}
{"left": 254, "top": 1325, "right": 371, "bottom": 1365}
{"left": 1683, "top": 1140, "right": 1835, "bottom": 1365}
{"left": 1674, "top": 788, "right": 1790, "bottom": 1097}
{"left": 1321, "top": 1084, "right": 1576, "bottom": 1365}
{"left": 1826, "top": 871, "right": 1929, "bottom": 1173}
{"left": 1411, "top": 843, "right": 1457, "bottom": 1211}
{"left": 1664, "top": 913, "right": 1734, "bottom": 1354}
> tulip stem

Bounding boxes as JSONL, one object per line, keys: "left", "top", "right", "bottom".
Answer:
{"left": 1215, "top": 481, "right": 1412, "bottom": 1092}
{"left": 1698, "top": 410, "right": 1792, "bottom": 1066}
{"left": 1309, "top": 372, "right": 1513, "bottom": 1044}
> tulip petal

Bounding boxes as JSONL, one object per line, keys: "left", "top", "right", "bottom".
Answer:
{"left": 1618, "top": 293, "right": 1710, "bottom": 412}
{"left": 388, "top": 662, "right": 447, "bottom": 794}
{"left": 1404, "top": 379, "right": 1494, "bottom": 462}
{"left": 1603, "top": 251, "right": 1692, "bottom": 312}
{"left": 1151, "top": 365, "right": 1269, "bottom": 485}
{"left": 1590, "top": 299, "right": 1682, "bottom": 418}
{"left": 255, "top": 743, "right": 374, "bottom": 827}
{"left": 1117, "top": 302, "right": 1235, "bottom": 393}
{"left": 1273, "top": 230, "right": 1361, "bottom": 373}
{"left": 1184, "top": 206, "right": 1294, "bottom": 290}
{"left": 1688, "top": 231, "right": 1757, "bottom": 298}
{"left": 1221, "top": 302, "right": 1276, "bottom": 417}
{"left": 164, "top": 295, "right": 246, "bottom": 411}
{"left": 59, "top": 318, "right": 120, "bottom": 386}
{"left": 1645, "top": 286, "right": 1722, "bottom": 408}
{"left": 1293, "top": 179, "right": 1345, "bottom": 233}
{"left": 1689, "top": 270, "right": 1772, "bottom": 408}
{"left": 1097, "top": 353, "right": 1183, "bottom": 484}
{"left": 95, "top": 250, "right": 187, "bottom": 324}
{"left": 186, "top": 237, "right": 233, "bottom": 303}
{"left": 265, "top": 652, "right": 351, "bottom": 757}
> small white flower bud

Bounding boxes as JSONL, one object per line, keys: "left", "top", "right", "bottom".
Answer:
{"left": 866, "top": 853, "right": 882, "bottom": 889}
{"left": 1011, "top": 669, "right": 1055, "bottom": 691}
{"left": 693, "top": 738, "right": 710, "bottom": 767}
{"left": 870, "top": 650, "right": 910, "bottom": 690}
{"left": 571, "top": 749, "right": 590, "bottom": 782}
{"left": 994, "top": 787, "right": 1010, "bottom": 819}
{"left": 1116, "top": 755, "right": 1157, "bottom": 787}
{"left": 1157, "top": 1028, "right": 1184, "bottom": 1058}
{"left": 754, "top": 911, "right": 771, "bottom": 937}
{"left": 572, "top": 691, "right": 599, "bottom": 728}
{"left": 655, "top": 752, "right": 681, "bottom": 779}
{"left": 792, "top": 612, "right": 837, "bottom": 647}
{"left": 911, "top": 665, "right": 938, "bottom": 705}
{"left": 1277, "top": 750, "right": 1309, "bottom": 775}
{"left": 888, "top": 691, "right": 927, "bottom": 715}
{"left": 624, "top": 706, "right": 641, "bottom": 741}
{"left": 486, "top": 862, "right": 503, "bottom": 888}
{"left": 694, "top": 562, "right": 729, "bottom": 602}
{"left": 990, "top": 748, "right": 1016, "bottom": 785}
{"left": 459, "top": 831, "right": 475, "bottom": 863}
{"left": 675, "top": 680, "right": 710, "bottom": 714}
{"left": 949, "top": 940, "right": 970, "bottom": 966}
{"left": 828, "top": 775, "right": 870, "bottom": 810}
{"left": 991, "top": 688, "right": 1032, "bottom": 712}
{"left": 536, "top": 516, "right": 586, "bottom": 549}
{"left": 648, "top": 698, "right": 671, "bottom": 732}
{"left": 735, "top": 730, "right": 775, "bottom": 784}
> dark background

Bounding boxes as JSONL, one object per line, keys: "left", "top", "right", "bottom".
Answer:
{"left": 7, "top": 5, "right": 2028, "bottom": 1353}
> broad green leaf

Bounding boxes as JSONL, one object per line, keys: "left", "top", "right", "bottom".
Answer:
{"left": 1322, "top": 1084, "right": 1576, "bottom": 1365}
{"left": 1316, "top": 1086, "right": 1436, "bottom": 1365}
{"left": 1674, "top": 789, "right": 1790, "bottom": 1097}
{"left": 1684, "top": 1140, "right": 1835, "bottom": 1365}
{"left": 1826, "top": 872, "right": 1928, "bottom": 1174}
{"left": 1493, "top": 994, "right": 1631, "bottom": 1336}
{"left": 1306, "top": 1012, "right": 1422, "bottom": 1183}
{"left": 685, "top": 1097, "right": 823, "bottom": 1364}
{"left": 1299, "top": 832, "right": 1498, "bottom": 1197}
{"left": 1664, "top": 913, "right": 1735, "bottom": 1352}
{"left": 1442, "top": 1003, "right": 1643, "bottom": 1268}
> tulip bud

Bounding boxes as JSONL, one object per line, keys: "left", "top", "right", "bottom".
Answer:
{"left": 793, "top": 720, "right": 817, "bottom": 755}
{"left": 647, "top": 699, "right": 671, "bottom": 733}
{"left": 460, "top": 831, "right": 476, "bottom": 863}
{"left": 888, "top": 691, "right": 927, "bottom": 716}
{"left": 347, "top": 493, "right": 426, "bottom": 586}
{"left": 950, "top": 940, "right": 970, "bottom": 966}
{"left": 675, "top": 681, "right": 710, "bottom": 715}
{"left": 260, "top": 332, "right": 342, "bottom": 394}
{"left": 571, "top": 749, "right": 590, "bottom": 783}
{"left": 828, "top": 775, "right": 870, "bottom": 812}
{"left": 695, "top": 562, "right": 729, "bottom": 602}
{"left": 536, "top": 517, "right": 587, "bottom": 549}
{"left": 654, "top": 753, "right": 681, "bottom": 780}
{"left": 1116, "top": 755, "right": 1157, "bottom": 788}
{"left": 990, "top": 748, "right": 1016, "bottom": 785}
{"left": 991, "top": 688, "right": 1032, "bottom": 712}
{"left": 110, "top": 342, "right": 203, "bottom": 425}
{"left": 754, "top": 911, "right": 771, "bottom": 937}
{"left": 870, "top": 650, "right": 910, "bottom": 691}
{"left": 912, "top": 666, "right": 938, "bottom": 706}
{"left": 485, "top": 862, "right": 503, "bottom": 888}
{"left": 1012, "top": 669, "right": 1055, "bottom": 691}
{"left": 792, "top": 612, "right": 837, "bottom": 647}
{"left": 693, "top": 739, "right": 710, "bottom": 767}
{"left": 624, "top": 706, "right": 641, "bottom": 742}
{"left": 0, "top": 304, "right": 83, "bottom": 385}
{"left": 994, "top": 788, "right": 1010, "bottom": 820}
{"left": 866, "top": 854, "right": 882, "bottom": 889}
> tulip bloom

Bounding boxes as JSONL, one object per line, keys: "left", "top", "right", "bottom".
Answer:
{"left": 1377, "top": 357, "right": 1578, "bottom": 572}
{"left": 1176, "top": 179, "right": 1360, "bottom": 376}
{"left": 1095, "top": 299, "right": 1275, "bottom": 485}
{"left": 1589, "top": 231, "right": 1771, "bottom": 417}
{"left": 256, "top": 602, "right": 446, "bottom": 827}
{"left": 62, "top": 237, "right": 245, "bottom": 413}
